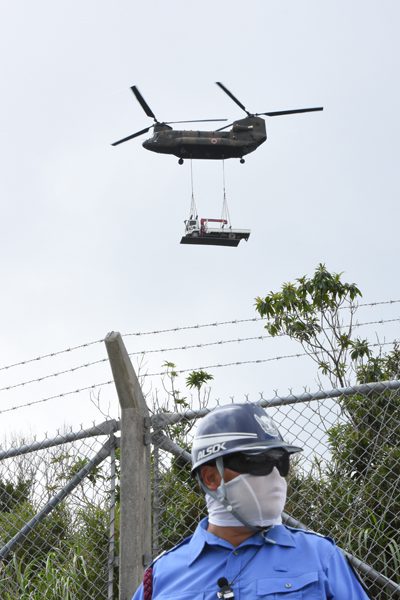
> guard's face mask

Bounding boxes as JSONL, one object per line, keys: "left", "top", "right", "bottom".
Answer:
{"left": 206, "top": 467, "right": 287, "bottom": 528}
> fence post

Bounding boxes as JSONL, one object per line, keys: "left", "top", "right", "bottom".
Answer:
{"left": 105, "top": 332, "right": 151, "bottom": 600}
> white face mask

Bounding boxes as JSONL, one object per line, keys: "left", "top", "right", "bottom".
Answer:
{"left": 207, "top": 467, "right": 287, "bottom": 528}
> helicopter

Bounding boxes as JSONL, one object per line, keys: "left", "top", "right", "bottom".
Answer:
{"left": 112, "top": 83, "right": 323, "bottom": 164}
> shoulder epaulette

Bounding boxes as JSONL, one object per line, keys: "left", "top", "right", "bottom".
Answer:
{"left": 284, "top": 524, "right": 334, "bottom": 542}
{"left": 143, "top": 535, "right": 193, "bottom": 600}
{"left": 147, "top": 534, "right": 193, "bottom": 569}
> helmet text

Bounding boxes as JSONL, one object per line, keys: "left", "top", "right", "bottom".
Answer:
{"left": 197, "top": 443, "right": 227, "bottom": 460}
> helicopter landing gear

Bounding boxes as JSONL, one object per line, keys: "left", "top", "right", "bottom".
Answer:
{"left": 178, "top": 158, "right": 184, "bottom": 165}
{"left": 240, "top": 158, "right": 245, "bottom": 164}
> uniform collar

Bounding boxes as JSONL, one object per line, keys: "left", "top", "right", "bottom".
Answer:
{"left": 187, "top": 518, "right": 296, "bottom": 566}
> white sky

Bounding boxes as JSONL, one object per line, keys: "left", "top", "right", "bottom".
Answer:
{"left": 0, "top": 0, "right": 399, "bottom": 441}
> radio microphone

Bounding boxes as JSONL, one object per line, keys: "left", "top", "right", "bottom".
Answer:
{"left": 217, "top": 577, "right": 234, "bottom": 600}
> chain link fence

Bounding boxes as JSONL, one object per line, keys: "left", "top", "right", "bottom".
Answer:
{"left": 0, "top": 329, "right": 399, "bottom": 599}
{"left": 0, "top": 420, "right": 119, "bottom": 599}
{"left": 151, "top": 380, "right": 400, "bottom": 599}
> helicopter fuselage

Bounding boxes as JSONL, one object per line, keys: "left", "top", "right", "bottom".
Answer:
{"left": 142, "top": 116, "right": 267, "bottom": 160}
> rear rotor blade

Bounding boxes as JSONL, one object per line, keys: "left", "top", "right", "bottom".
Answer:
{"left": 165, "top": 118, "right": 228, "bottom": 124}
{"left": 111, "top": 126, "right": 152, "bottom": 146}
{"left": 215, "top": 122, "right": 235, "bottom": 132}
{"left": 131, "top": 86, "right": 157, "bottom": 121}
{"left": 216, "top": 82, "right": 250, "bottom": 115}
{"left": 260, "top": 107, "right": 324, "bottom": 117}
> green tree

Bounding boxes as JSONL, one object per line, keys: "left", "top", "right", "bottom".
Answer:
{"left": 257, "top": 265, "right": 399, "bottom": 598}
{"left": 329, "top": 346, "right": 399, "bottom": 590}
{"left": 255, "top": 263, "right": 370, "bottom": 386}
{"left": 288, "top": 346, "right": 400, "bottom": 598}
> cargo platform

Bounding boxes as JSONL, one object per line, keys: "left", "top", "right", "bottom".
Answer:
{"left": 180, "top": 217, "right": 250, "bottom": 248}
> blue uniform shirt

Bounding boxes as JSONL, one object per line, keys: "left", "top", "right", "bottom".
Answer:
{"left": 133, "top": 518, "right": 370, "bottom": 600}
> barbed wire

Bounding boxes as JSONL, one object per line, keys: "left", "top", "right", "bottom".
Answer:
{"left": 0, "top": 317, "right": 399, "bottom": 393}
{"left": 143, "top": 340, "right": 398, "bottom": 377}
{"left": 1, "top": 340, "right": 397, "bottom": 416}
{"left": 0, "top": 358, "right": 109, "bottom": 393}
{"left": 144, "top": 351, "right": 308, "bottom": 377}
{"left": 124, "top": 317, "right": 261, "bottom": 336}
{"left": 0, "top": 381, "right": 114, "bottom": 416}
{"left": 358, "top": 299, "right": 400, "bottom": 307}
{"left": 0, "top": 339, "right": 104, "bottom": 374}
{"left": 0, "top": 299, "right": 398, "bottom": 376}
{"left": 123, "top": 299, "right": 400, "bottom": 338}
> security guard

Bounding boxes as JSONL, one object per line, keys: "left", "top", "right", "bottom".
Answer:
{"left": 132, "top": 403, "right": 370, "bottom": 599}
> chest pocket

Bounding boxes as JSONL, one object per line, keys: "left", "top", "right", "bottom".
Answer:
{"left": 256, "top": 571, "right": 320, "bottom": 598}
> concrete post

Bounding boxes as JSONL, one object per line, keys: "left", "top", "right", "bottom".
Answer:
{"left": 105, "top": 332, "right": 151, "bottom": 600}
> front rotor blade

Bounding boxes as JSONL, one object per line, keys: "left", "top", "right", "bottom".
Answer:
{"left": 261, "top": 107, "right": 324, "bottom": 117}
{"left": 165, "top": 119, "right": 228, "bottom": 124}
{"left": 131, "top": 86, "right": 157, "bottom": 121}
{"left": 216, "top": 82, "right": 250, "bottom": 115}
{"left": 111, "top": 126, "right": 152, "bottom": 146}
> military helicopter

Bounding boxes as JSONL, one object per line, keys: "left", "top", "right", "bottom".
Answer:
{"left": 112, "top": 83, "right": 323, "bottom": 164}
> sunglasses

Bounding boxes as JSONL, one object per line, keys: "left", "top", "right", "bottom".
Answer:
{"left": 223, "top": 449, "right": 290, "bottom": 477}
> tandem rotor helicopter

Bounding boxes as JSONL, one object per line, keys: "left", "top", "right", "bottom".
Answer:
{"left": 112, "top": 82, "right": 323, "bottom": 164}
{"left": 112, "top": 83, "right": 323, "bottom": 247}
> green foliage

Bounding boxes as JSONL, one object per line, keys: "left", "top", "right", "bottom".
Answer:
{"left": 71, "top": 505, "right": 110, "bottom": 597}
{"left": 288, "top": 345, "right": 400, "bottom": 598}
{"left": 0, "top": 501, "right": 71, "bottom": 565}
{"left": 256, "top": 266, "right": 399, "bottom": 596}
{"left": 0, "top": 442, "right": 115, "bottom": 599}
{"left": 186, "top": 370, "right": 214, "bottom": 391}
{"left": 327, "top": 347, "right": 400, "bottom": 593}
{"left": 0, "top": 478, "right": 31, "bottom": 513}
{"left": 152, "top": 363, "right": 212, "bottom": 552}
{"left": 356, "top": 342, "right": 400, "bottom": 384}
{"left": 0, "top": 550, "right": 89, "bottom": 599}
{"left": 156, "top": 456, "right": 206, "bottom": 551}
{"left": 0, "top": 499, "right": 111, "bottom": 598}
{"left": 155, "top": 362, "right": 212, "bottom": 446}
{"left": 255, "top": 263, "right": 369, "bottom": 386}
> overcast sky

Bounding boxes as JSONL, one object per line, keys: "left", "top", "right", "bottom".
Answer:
{"left": 0, "top": 1, "right": 399, "bottom": 441}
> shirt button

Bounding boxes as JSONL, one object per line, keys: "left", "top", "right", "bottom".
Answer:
{"left": 285, "top": 583, "right": 292, "bottom": 589}
{"left": 233, "top": 551, "right": 239, "bottom": 556}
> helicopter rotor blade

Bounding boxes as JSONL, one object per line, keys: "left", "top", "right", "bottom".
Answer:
{"left": 165, "top": 118, "right": 228, "bottom": 124}
{"left": 216, "top": 82, "right": 250, "bottom": 116}
{"left": 215, "top": 122, "right": 235, "bottom": 132}
{"left": 259, "top": 107, "right": 324, "bottom": 117}
{"left": 111, "top": 126, "right": 152, "bottom": 146}
{"left": 130, "top": 86, "right": 158, "bottom": 121}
